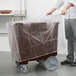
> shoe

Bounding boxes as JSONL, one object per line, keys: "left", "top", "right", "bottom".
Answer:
{"left": 61, "top": 60, "right": 72, "bottom": 65}
{"left": 71, "top": 62, "right": 76, "bottom": 66}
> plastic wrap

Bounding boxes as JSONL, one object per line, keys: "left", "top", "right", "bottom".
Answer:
{"left": 7, "top": 21, "right": 59, "bottom": 62}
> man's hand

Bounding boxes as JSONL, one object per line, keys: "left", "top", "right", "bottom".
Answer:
{"left": 61, "top": 9, "right": 67, "bottom": 15}
{"left": 61, "top": 3, "right": 73, "bottom": 15}
{"left": 46, "top": 11, "right": 53, "bottom": 15}
{"left": 46, "top": 8, "right": 56, "bottom": 16}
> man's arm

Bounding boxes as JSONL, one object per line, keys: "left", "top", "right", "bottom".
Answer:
{"left": 46, "top": 0, "right": 64, "bottom": 15}
{"left": 61, "top": 3, "right": 73, "bottom": 15}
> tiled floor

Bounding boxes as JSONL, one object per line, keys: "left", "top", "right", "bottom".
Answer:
{"left": 0, "top": 51, "right": 76, "bottom": 76}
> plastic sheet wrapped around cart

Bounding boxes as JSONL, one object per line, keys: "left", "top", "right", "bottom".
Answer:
{"left": 7, "top": 21, "right": 59, "bottom": 63}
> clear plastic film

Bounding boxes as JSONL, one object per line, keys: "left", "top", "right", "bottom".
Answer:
{"left": 7, "top": 20, "right": 59, "bottom": 62}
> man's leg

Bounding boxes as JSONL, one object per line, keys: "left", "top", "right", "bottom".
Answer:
{"left": 66, "top": 40, "right": 74, "bottom": 62}
{"left": 61, "top": 19, "right": 74, "bottom": 65}
{"left": 71, "top": 41, "right": 76, "bottom": 66}
{"left": 61, "top": 40, "right": 74, "bottom": 65}
{"left": 70, "top": 19, "right": 76, "bottom": 66}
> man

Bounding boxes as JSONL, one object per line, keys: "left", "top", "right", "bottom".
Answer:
{"left": 46, "top": 0, "right": 76, "bottom": 66}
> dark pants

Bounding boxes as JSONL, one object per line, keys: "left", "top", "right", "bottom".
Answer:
{"left": 65, "top": 19, "right": 76, "bottom": 62}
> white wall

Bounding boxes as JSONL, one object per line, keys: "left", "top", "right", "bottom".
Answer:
{"left": 26, "top": 0, "right": 56, "bottom": 19}
{"left": 0, "top": 0, "right": 25, "bottom": 13}
{"left": 0, "top": 0, "right": 67, "bottom": 54}
{"left": 0, "top": 0, "right": 20, "bottom": 10}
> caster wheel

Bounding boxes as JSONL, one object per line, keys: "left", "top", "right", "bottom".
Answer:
{"left": 21, "top": 65, "right": 29, "bottom": 73}
{"left": 38, "top": 60, "right": 45, "bottom": 66}
{"left": 15, "top": 61, "right": 20, "bottom": 66}
{"left": 45, "top": 56, "right": 59, "bottom": 71}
